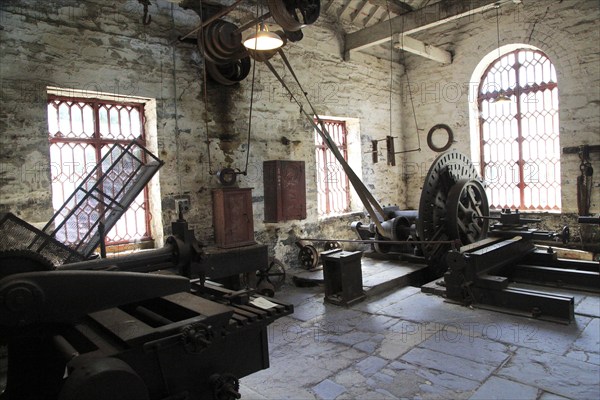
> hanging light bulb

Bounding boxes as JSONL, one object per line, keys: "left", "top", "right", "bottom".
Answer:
{"left": 491, "top": 3, "right": 511, "bottom": 104}
{"left": 243, "top": 22, "right": 283, "bottom": 51}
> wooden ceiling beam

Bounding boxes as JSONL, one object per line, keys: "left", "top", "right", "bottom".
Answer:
{"left": 345, "top": 0, "right": 521, "bottom": 53}
{"left": 393, "top": 34, "right": 452, "bottom": 64}
{"left": 365, "top": 0, "right": 413, "bottom": 15}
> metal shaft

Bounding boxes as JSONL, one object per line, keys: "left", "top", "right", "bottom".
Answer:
{"left": 58, "top": 243, "right": 176, "bottom": 272}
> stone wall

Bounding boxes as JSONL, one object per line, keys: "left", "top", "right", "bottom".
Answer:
{"left": 399, "top": 0, "right": 599, "bottom": 247}
{"left": 0, "top": 0, "right": 404, "bottom": 268}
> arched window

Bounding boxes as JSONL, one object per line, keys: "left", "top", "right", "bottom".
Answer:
{"left": 477, "top": 48, "right": 561, "bottom": 211}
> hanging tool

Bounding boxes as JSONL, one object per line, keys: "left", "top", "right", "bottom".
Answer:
{"left": 138, "top": 0, "right": 151, "bottom": 25}
{"left": 577, "top": 145, "right": 594, "bottom": 216}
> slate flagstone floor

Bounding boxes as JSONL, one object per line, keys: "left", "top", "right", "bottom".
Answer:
{"left": 240, "top": 270, "right": 600, "bottom": 400}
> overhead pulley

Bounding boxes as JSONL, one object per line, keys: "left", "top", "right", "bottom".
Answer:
{"left": 267, "top": 0, "right": 320, "bottom": 32}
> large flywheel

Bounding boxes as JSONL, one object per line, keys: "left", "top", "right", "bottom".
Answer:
{"left": 417, "top": 151, "right": 489, "bottom": 278}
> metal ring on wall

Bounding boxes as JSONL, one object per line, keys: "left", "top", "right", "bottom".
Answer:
{"left": 426, "top": 124, "right": 454, "bottom": 152}
{"left": 217, "top": 168, "right": 237, "bottom": 186}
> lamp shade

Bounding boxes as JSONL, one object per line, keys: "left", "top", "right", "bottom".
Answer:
{"left": 243, "top": 23, "right": 283, "bottom": 51}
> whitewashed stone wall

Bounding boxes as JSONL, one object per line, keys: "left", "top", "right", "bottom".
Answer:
{"left": 0, "top": 0, "right": 405, "bottom": 268}
{"left": 399, "top": 0, "right": 599, "bottom": 246}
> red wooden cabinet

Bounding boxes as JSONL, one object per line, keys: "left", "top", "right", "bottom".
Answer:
{"left": 263, "top": 160, "right": 307, "bottom": 222}
{"left": 212, "top": 187, "right": 256, "bottom": 248}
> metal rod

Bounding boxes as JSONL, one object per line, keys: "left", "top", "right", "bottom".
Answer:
{"left": 563, "top": 144, "right": 600, "bottom": 154}
{"left": 234, "top": 11, "right": 272, "bottom": 34}
{"left": 178, "top": 0, "right": 244, "bottom": 41}
{"left": 58, "top": 243, "right": 175, "bottom": 271}
{"left": 300, "top": 238, "right": 459, "bottom": 246}
{"left": 394, "top": 148, "right": 421, "bottom": 154}
{"left": 99, "top": 222, "right": 107, "bottom": 259}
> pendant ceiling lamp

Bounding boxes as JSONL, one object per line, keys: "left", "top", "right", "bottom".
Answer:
{"left": 243, "top": 21, "right": 283, "bottom": 51}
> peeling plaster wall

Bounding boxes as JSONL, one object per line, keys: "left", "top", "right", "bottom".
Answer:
{"left": 399, "top": 0, "right": 599, "bottom": 247}
{"left": 0, "top": 0, "right": 405, "bottom": 269}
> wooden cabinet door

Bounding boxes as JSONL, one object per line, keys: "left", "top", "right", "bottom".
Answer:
{"left": 264, "top": 160, "right": 306, "bottom": 222}
{"left": 212, "top": 188, "right": 255, "bottom": 248}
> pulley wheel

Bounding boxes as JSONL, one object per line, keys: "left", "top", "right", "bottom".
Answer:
{"left": 267, "top": 0, "right": 320, "bottom": 32}
{"left": 446, "top": 179, "right": 489, "bottom": 245}
{"left": 373, "top": 232, "right": 392, "bottom": 254}
{"left": 199, "top": 19, "right": 246, "bottom": 65}
{"left": 417, "top": 150, "right": 485, "bottom": 278}
{"left": 256, "top": 257, "right": 286, "bottom": 292}
{"left": 206, "top": 57, "right": 251, "bottom": 86}
{"left": 298, "top": 244, "right": 318, "bottom": 269}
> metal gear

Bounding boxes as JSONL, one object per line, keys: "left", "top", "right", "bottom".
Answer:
{"left": 446, "top": 179, "right": 489, "bottom": 245}
{"left": 0, "top": 249, "right": 55, "bottom": 281}
{"left": 417, "top": 151, "right": 487, "bottom": 278}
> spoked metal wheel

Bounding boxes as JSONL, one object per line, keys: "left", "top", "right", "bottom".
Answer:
{"left": 446, "top": 179, "right": 489, "bottom": 245}
{"left": 298, "top": 244, "right": 318, "bottom": 269}
{"left": 417, "top": 151, "right": 487, "bottom": 278}
{"left": 256, "top": 258, "right": 286, "bottom": 296}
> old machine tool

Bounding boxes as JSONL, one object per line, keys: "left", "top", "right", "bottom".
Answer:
{"left": 254, "top": 44, "right": 598, "bottom": 322}
{"left": 297, "top": 151, "right": 490, "bottom": 279}
{"left": 440, "top": 209, "right": 598, "bottom": 324}
{"left": 0, "top": 142, "right": 292, "bottom": 399}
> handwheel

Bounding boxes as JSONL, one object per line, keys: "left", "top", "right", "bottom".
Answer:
{"left": 256, "top": 257, "right": 286, "bottom": 295}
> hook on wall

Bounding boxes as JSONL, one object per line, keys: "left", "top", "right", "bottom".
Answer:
{"left": 138, "top": 0, "right": 152, "bottom": 25}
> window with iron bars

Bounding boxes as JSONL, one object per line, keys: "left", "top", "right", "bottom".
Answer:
{"left": 47, "top": 95, "right": 153, "bottom": 248}
{"left": 315, "top": 119, "right": 351, "bottom": 216}
{"left": 478, "top": 49, "right": 561, "bottom": 211}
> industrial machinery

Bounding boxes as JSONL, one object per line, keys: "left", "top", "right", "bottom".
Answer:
{"left": 438, "top": 209, "right": 598, "bottom": 323}
{"left": 0, "top": 139, "right": 292, "bottom": 399}
{"left": 0, "top": 212, "right": 292, "bottom": 400}
{"left": 348, "top": 151, "right": 489, "bottom": 277}
{"left": 296, "top": 151, "right": 490, "bottom": 280}
{"left": 251, "top": 41, "right": 597, "bottom": 322}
